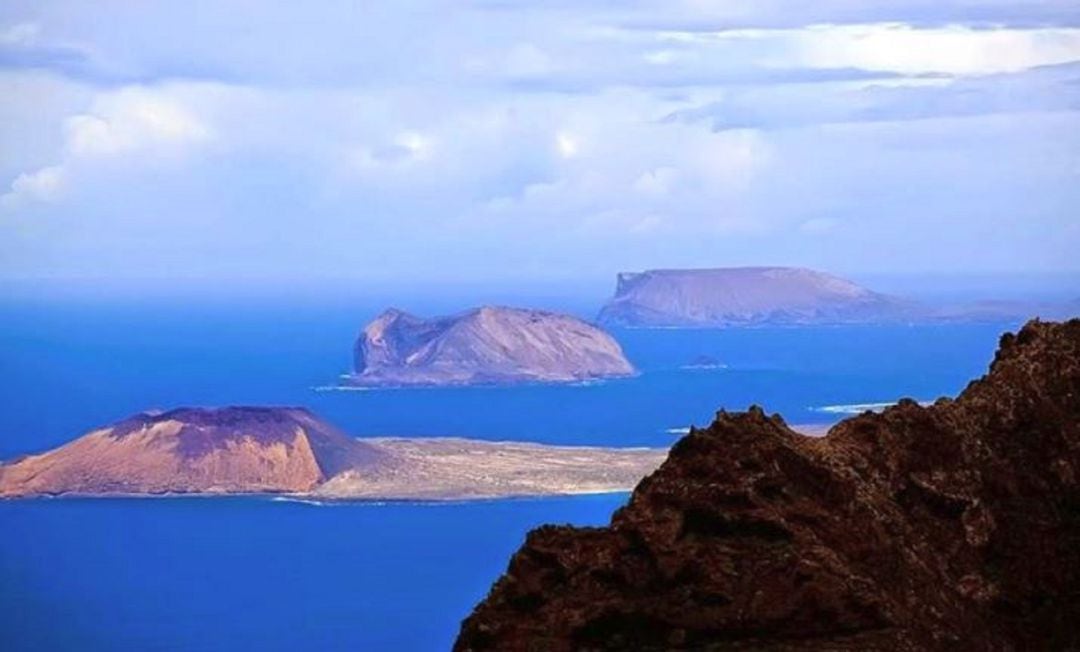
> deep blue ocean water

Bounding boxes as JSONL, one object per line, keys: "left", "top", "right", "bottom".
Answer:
{"left": 0, "top": 297, "right": 1023, "bottom": 650}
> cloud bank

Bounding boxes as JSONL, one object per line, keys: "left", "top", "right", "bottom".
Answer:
{"left": 0, "top": 1, "right": 1078, "bottom": 283}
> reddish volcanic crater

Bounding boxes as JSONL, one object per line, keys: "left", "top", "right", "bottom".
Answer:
{"left": 109, "top": 407, "right": 325, "bottom": 459}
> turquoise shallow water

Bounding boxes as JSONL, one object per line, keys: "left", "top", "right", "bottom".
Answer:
{"left": 0, "top": 298, "right": 1021, "bottom": 650}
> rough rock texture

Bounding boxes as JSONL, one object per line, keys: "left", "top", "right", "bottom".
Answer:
{"left": 456, "top": 319, "right": 1080, "bottom": 651}
{"left": 0, "top": 407, "right": 386, "bottom": 496}
{"left": 351, "top": 306, "right": 636, "bottom": 386}
{"left": 597, "top": 267, "right": 915, "bottom": 327}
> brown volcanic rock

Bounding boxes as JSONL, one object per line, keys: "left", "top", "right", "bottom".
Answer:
{"left": 456, "top": 319, "right": 1080, "bottom": 651}
{"left": 0, "top": 406, "right": 387, "bottom": 496}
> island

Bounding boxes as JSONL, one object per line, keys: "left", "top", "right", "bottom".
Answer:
{"left": 455, "top": 319, "right": 1080, "bottom": 651}
{"left": 0, "top": 406, "right": 666, "bottom": 499}
{"left": 681, "top": 354, "right": 727, "bottom": 370}
{"left": 348, "top": 305, "right": 636, "bottom": 386}
{"left": 597, "top": 266, "right": 1079, "bottom": 328}
{"left": 597, "top": 266, "right": 915, "bottom": 327}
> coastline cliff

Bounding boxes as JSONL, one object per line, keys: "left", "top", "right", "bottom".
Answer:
{"left": 350, "top": 306, "right": 636, "bottom": 386}
{"left": 456, "top": 319, "right": 1080, "bottom": 650}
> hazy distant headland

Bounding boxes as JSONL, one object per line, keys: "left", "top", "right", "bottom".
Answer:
{"left": 0, "top": 407, "right": 665, "bottom": 500}
{"left": 597, "top": 266, "right": 1078, "bottom": 328}
{"left": 347, "top": 305, "right": 636, "bottom": 387}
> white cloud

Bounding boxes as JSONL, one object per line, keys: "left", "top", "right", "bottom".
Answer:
{"left": 479, "top": 120, "right": 771, "bottom": 238}
{"left": 667, "top": 62, "right": 1080, "bottom": 131}
{"left": 66, "top": 90, "right": 209, "bottom": 157}
{"left": 0, "top": 165, "right": 64, "bottom": 208}
{"left": 643, "top": 50, "right": 680, "bottom": 65}
{"left": 1, "top": 22, "right": 41, "bottom": 46}
{"left": 633, "top": 166, "right": 679, "bottom": 195}
{"left": 2, "top": 86, "right": 212, "bottom": 208}
{"left": 555, "top": 132, "right": 580, "bottom": 158}
{"left": 799, "top": 217, "right": 838, "bottom": 234}
{"left": 660, "top": 23, "right": 1080, "bottom": 75}
{"left": 1, "top": 4, "right": 1077, "bottom": 279}
{"left": 504, "top": 43, "right": 555, "bottom": 78}
{"left": 396, "top": 131, "right": 432, "bottom": 160}
{"left": 791, "top": 24, "right": 1080, "bottom": 74}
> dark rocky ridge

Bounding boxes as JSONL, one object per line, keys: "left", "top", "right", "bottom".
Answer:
{"left": 456, "top": 319, "right": 1080, "bottom": 651}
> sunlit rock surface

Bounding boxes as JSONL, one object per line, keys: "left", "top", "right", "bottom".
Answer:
{"left": 0, "top": 407, "right": 664, "bottom": 499}
{"left": 350, "top": 306, "right": 636, "bottom": 386}
{"left": 0, "top": 407, "right": 385, "bottom": 496}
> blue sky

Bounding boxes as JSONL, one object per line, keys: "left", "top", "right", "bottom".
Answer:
{"left": 1, "top": 1, "right": 1078, "bottom": 288}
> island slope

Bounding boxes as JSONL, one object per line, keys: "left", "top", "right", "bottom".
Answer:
{"left": 456, "top": 319, "right": 1080, "bottom": 651}
{"left": 0, "top": 407, "right": 386, "bottom": 496}
{"left": 350, "top": 306, "right": 635, "bottom": 386}
{"left": 0, "top": 407, "right": 666, "bottom": 499}
{"left": 598, "top": 266, "right": 915, "bottom": 327}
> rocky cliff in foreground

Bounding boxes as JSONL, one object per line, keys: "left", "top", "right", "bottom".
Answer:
{"left": 598, "top": 267, "right": 915, "bottom": 327}
{"left": 456, "top": 319, "right": 1080, "bottom": 651}
{"left": 350, "top": 306, "right": 635, "bottom": 386}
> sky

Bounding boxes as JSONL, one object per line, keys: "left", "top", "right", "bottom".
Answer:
{"left": 1, "top": 1, "right": 1079, "bottom": 291}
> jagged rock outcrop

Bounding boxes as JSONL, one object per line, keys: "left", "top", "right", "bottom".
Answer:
{"left": 597, "top": 267, "right": 916, "bottom": 327}
{"left": 0, "top": 407, "right": 387, "bottom": 496}
{"left": 456, "top": 319, "right": 1080, "bottom": 651}
{"left": 350, "top": 306, "right": 635, "bottom": 386}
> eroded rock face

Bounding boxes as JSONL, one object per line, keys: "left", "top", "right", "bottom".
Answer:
{"left": 0, "top": 407, "right": 386, "bottom": 496}
{"left": 598, "top": 267, "right": 915, "bottom": 327}
{"left": 456, "top": 319, "right": 1080, "bottom": 651}
{"left": 351, "top": 306, "right": 636, "bottom": 386}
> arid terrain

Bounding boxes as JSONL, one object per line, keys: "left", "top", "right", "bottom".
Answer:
{"left": 0, "top": 407, "right": 665, "bottom": 500}
{"left": 456, "top": 319, "right": 1080, "bottom": 651}
{"left": 349, "top": 306, "right": 636, "bottom": 386}
{"left": 316, "top": 438, "right": 666, "bottom": 500}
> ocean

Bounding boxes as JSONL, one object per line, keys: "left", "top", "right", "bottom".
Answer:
{"left": 0, "top": 297, "right": 1020, "bottom": 650}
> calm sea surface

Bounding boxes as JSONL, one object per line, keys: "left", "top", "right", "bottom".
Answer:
{"left": 0, "top": 298, "right": 1020, "bottom": 650}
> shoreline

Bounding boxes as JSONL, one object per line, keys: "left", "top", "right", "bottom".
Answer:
{"left": 1, "top": 486, "right": 641, "bottom": 503}
{"left": 1, "top": 436, "right": 669, "bottom": 501}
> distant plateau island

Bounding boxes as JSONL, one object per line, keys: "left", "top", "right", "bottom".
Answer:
{"left": 598, "top": 266, "right": 1078, "bottom": 328}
